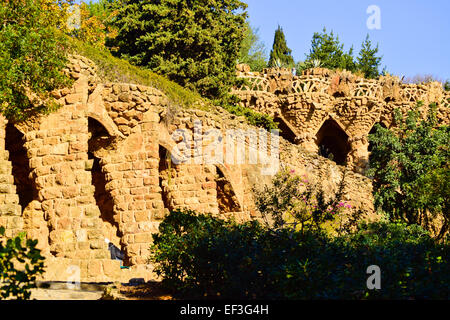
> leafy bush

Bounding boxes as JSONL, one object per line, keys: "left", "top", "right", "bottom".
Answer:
{"left": 150, "top": 210, "right": 449, "bottom": 300}
{"left": 368, "top": 102, "right": 449, "bottom": 239}
{"left": 0, "top": 227, "right": 45, "bottom": 300}
{"left": 0, "top": 0, "right": 72, "bottom": 121}
{"left": 253, "top": 169, "right": 353, "bottom": 235}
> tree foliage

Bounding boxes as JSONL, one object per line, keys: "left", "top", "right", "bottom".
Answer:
{"left": 0, "top": 227, "right": 45, "bottom": 300}
{"left": 108, "top": 0, "right": 248, "bottom": 102}
{"left": 0, "top": 0, "right": 72, "bottom": 121}
{"left": 72, "top": 1, "right": 119, "bottom": 48}
{"left": 368, "top": 103, "right": 449, "bottom": 239}
{"left": 303, "top": 29, "right": 384, "bottom": 79}
{"left": 445, "top": 80, "right": 450, "bottom": 91}
{"left": 268, "top": 25, "right": 295, "bottom": 68}
{"left": 253, "top": 169, "right": 354, "bottom": 235}
{"left": 357, "top": 34, "right": 382, "bottom": 79}
{"left": 303, "top": 27, "right": 356, "bottom": 72}
{"left": 238, "top": 22, "right": 268, "bottom": 72}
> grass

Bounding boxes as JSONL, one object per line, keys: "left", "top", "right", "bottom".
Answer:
{"left": 69, "top": 38, "right": 278, "bottom": 130}
{"left": 69, "top": 38, "right": 207, "bottom": 111}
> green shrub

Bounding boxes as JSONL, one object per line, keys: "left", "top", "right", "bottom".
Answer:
{"left": 253, "top": 169, "right": 354, "bottom": 235}
{"left": 150, "top": 210, "right": 449, "bottom": 300}
{"left": 0, "top": 0, "right": 72, "bottom": 121}
{"left": 0, "top": 227, "right": 45, "bottom": 300}
{"left": 368, "top": 103, "right": 449, "bottom": 239}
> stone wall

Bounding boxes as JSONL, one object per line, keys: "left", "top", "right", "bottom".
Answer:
{"left": 233, "top": 65, "right": 449, "bottom": 173}
{"left": 2, "top": 56, "right": 445, "bottom": 283}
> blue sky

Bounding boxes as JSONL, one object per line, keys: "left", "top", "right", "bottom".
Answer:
{"left": 245, "top": 0, "right": 450, "bottom": 80}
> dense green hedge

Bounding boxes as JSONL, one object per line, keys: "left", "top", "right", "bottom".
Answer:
{"left": 150, "top": 210, "right": 449, "bottom": 300}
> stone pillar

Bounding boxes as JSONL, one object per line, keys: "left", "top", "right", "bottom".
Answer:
{"left": 0, "top": 116, "right": 23, "bottom": 238}
{"left": 100, "top": 115, "right": 165, "bottom": 265}
{"left": 22, "top": 109, "right": 109, "bottom": 260}
{"left": 162, "top": 163, "right": 219, "bottom": 216}
{"left": 347, "top": 135, "right": 370, "bottom": 174}
{"left": 298, "top": 132, "right": 318, "bottom": 154}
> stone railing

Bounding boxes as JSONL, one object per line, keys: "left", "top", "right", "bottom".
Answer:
{"left": 292, "top": 76, "right": 330, "bottom": 94}
{"left": 351, "top": 79, "right": 383, "bottom": 98}
{"left": 235, "top": 67, "right": 447, "bottom": 104}
{"left": 237, "top": 75, "right": 271, "bottom": 92}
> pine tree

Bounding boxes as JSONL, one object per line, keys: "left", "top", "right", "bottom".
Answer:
{"left": 357, "top": 34, "right": 382, "bottom": 79}
{"left": 268, "top": 26, "right": 295, "bottom": 68}
{"left": 109, "top": 0, "right": 247, "bottom": 102}
{"left": 304, "top": 27, "right": 355, "bottom": 71}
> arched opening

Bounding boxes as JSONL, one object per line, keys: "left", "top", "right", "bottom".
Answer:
{"left": 368, "top": 122, "right": 387, "bottom": 152}
{"left": 215, "top": 166, "right": 241, "bottom": 214}
{"left": 274, "top": 117, "right": 297, "bottom": 144}
{"left": 88, "top": 118, "right": 122, "bottom": 251}
{"left": 5, "top": 123, "right": 36, "bottom": 209}
{"left": 158, "top": 145, "right": 173, "bottom": 213}
{"left": 316, "top": 119, "right": 350, "bottom": 165}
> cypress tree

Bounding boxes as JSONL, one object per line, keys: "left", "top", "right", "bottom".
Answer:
{"left": 268, "top": 25, "right": 295, "bottom": 68}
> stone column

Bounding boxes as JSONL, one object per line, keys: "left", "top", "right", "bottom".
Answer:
{"left": 347, "top": 135, "right": 370, "bottom": 174}
{"left": 0, "top": 116, "right": 23, "bottom": 238}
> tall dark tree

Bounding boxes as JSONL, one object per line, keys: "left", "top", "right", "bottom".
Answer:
{"left": 268, "top": 25, "right": 295, "bottom": 68}
{"left": 357, "top": 34, "right": 382, "bottom": 79}
{"left": 109, "top": 0, "right": 247, "bottom": 102}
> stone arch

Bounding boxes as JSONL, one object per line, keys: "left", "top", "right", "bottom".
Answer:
{"left": 315, "top": 118, "right": 351, "bottom": 165}
{"left": 4, "top": 122, "right": 36, "bottom": 209}
{"left": 273, "top": 114, "right": 298, "bottom": 144}
{"left": 158, "top": 145, "right": 173, "bottom": 213}
{"left": 215, "top": 165, "right": 242, "bottom": 214}
{"left": 87, "top": 117, "right": 121, "bottom": 249}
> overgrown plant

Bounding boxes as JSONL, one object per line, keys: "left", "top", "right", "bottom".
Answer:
{"left": 0, "top": 227, "right": 45, "bottom": 300}
{"left": 253, "top": 168, "right": 353, "bottom": 235}
{"left": 150, "top": 210, "right": 449, "bottom": 299}
{"left": 368, "top": 102, "right": 449, "bottom": 239}
{"left": 0, "top": 0, "right": 72, "bottom": 121}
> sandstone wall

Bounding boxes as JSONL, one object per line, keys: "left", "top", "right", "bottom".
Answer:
{"left": 4, "top": 56, "right": 445, "bottom": 283}
{"left": 234, "top": 65, "right": 450, "bottom": 173}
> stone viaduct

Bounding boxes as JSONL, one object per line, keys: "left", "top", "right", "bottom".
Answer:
{"left": 233, "top": 65, "right": 449, "bottom": 173}
{"left": 0, "top": 56, "right": 447, "bottom": 283}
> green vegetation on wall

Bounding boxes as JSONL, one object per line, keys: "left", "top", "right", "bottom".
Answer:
{"left": 368, "top": 103, "right": 449, "bottom": 239}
